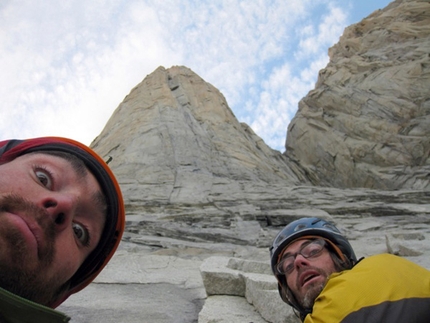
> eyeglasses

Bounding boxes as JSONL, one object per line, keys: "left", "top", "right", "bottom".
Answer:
{"left": 276, "top": 239, "right": 326, "bottom": 275}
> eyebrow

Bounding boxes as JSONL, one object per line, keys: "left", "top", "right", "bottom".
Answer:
{"left": 75, "top": 191, "right": 107, "bottom": 247}
{"left": 92, "top": 190, "right": 107, "bottom": 217}
{"left": 60, "top": 154, "right": 88, "bottom": 180}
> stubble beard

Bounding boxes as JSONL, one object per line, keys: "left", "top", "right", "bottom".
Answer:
{"left": 0, "top": 194, "right": 65, "bottom": 305}
{"left": 301, "top": 281, "right": 325, "bottom": 309}
{"left": 295, "top": 266, "right": 329, "bottom": 311}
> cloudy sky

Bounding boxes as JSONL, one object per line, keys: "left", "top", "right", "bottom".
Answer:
{"left": 0, "top": 0, "right": 391, "bottom": 152}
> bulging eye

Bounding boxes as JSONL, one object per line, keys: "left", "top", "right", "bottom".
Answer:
{"left": 73, "top": 223, "right": 90, "bottom": 246}
{"left": 35, "top": 169, "right": 52, "bottom": 189}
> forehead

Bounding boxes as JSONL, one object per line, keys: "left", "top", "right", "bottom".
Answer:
{"left": 3, "top": 151, "right": 74, "bottom": 166}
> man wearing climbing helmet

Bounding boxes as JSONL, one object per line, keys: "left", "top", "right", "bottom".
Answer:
{"left": 270, "top": 217, "right": 430, "bottom": 322}
{"left": 0, "top": 137, "right": 125, "bottom": 322}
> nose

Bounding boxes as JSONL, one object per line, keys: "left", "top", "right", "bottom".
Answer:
{"left": 294, "top": 253, "right": 310, "bottom": 269}
{"left": 41, "top": 194, "right": 75, "bottom": 232}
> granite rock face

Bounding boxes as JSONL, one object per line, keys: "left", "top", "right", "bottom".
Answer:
{"left": 59, "top": 0, "right": 430, "bottom": 322}
{"left": 90, "top": 65, "right": 313, "bottom": 250}
{"left": 91, "top": 65, "right": 305, "bottom": 207}
{"left": 59, "top": 187, "right": 430, "bottom": 323}
{"left": 286, "top": 0, "right": 430, "bottom": 190}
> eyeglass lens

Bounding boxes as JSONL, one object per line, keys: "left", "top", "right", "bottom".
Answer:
{"left": 277, "top": 239, "right": 325, "bottom": 275}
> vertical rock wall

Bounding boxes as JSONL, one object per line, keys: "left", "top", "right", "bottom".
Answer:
{"left": 286, "top": 0, "right": 430, "bottom": 190}
{"left": 91, "top": 66, "right": 305, "bottom": 208}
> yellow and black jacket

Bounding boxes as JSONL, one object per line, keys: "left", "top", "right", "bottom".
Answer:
{"left": 304, "top": 253, "right": 430, "bottom": 323}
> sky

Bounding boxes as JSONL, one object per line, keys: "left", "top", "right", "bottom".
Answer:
{"left": 0, "top": 0, "right": 392, "bottom": 152}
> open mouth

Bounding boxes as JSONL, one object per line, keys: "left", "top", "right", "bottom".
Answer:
{"left": 300, "top": 271, "right": 320, "bottom": 287}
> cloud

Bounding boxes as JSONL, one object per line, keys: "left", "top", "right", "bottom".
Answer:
{"left": 0, "top": 0, "right": 178, "bottom": 144}
{"left": 245, "top": 1, "right": 350, "bottom": 151}
{"left": 0, "top": 0, "right": 355, "bottom": 151}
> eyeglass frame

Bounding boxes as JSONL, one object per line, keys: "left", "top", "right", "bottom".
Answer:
{"left": 276, "top": 238, "right": 327, "bottom": 275}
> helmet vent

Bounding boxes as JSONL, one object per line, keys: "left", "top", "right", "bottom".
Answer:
{"left": 294, "top": 223, "right": 307, "bottom": 231}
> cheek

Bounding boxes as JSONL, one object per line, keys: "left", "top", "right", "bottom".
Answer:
{"left": 286, "top": 274, "right": 298, "bottom": 291}
{"left": 52, "top": 240, "right": 84, "bottom": 280}
{"left": 54, "top": 255, "right": 81, "bottom": 284}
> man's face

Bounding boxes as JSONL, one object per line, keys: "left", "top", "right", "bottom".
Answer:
{"left": 0, "top": 152, "right": 106, "bottom": 305}
{"left": 280, "top": 239, "right": 337, "bottom": 309}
